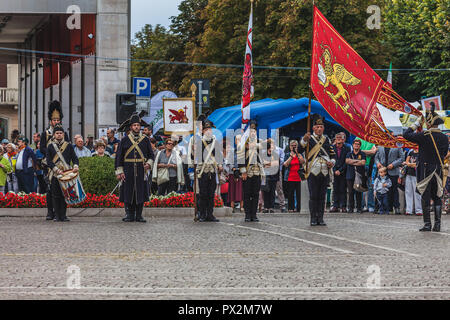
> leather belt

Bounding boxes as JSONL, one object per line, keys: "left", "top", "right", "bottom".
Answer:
{"left": 124, "top": 159, "right": 145, "bottom": 163}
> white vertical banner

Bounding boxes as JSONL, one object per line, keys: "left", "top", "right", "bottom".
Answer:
{"left": 240, "top": 1, "right": 254, "bottom": 130}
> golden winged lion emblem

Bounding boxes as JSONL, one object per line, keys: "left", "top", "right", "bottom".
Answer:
{"left": 317, "top": 44, "right": 361, "bottom": 120}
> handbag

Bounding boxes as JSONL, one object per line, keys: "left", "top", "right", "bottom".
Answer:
{"left": 354, "top": 170, "right": 368, "bottom": 192}
{"left": 156, "top": 153, "right": 173, "bottom": 185}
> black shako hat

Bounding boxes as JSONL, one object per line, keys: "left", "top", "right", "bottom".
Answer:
{"left": 53, "top": 124, "right": 65, "bottom": 134}
{"left": 203, "top": 120, "right": 216, "bottom": 129}
{"left": 312, "top": 114, "right": 325, "bottom": 126}
{"left": 425, "top": 102, "right": 444, "bottom": 127}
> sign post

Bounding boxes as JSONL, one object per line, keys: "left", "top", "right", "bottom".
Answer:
{"left": 190, "top": 79, "right": 210, "bottom": 114}
{"left": 133, "top": 77, "right": 151, "bottom": 114}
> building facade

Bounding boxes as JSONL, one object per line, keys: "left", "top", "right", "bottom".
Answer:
{"left": 0, "top": 0, "right": 131, "bottom": 140}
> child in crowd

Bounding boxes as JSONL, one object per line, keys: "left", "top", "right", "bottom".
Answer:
{"left": 373, "top": 166, "right": 392, "bottom": 215}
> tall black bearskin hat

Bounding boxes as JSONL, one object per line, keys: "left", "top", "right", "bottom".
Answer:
{"left": 425, "top": 102, "right": 444, "bottom": 127}
{"left": 53, "top": 124, "right": 65, "bottom": 134}
{"left": 312, "top": 114, "right": 325, "bottom": 126}
{"left": 48, "top": 100, "right": 63, "bottom": 121}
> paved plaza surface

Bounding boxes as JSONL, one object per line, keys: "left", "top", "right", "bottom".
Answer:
{"left": 0, "top": 212, "right": 449, "bottom": 300}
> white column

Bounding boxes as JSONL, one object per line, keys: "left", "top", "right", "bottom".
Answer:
{"left": 96, "top": 0, "right": 130, "bottom": 132}
{"left": 84, "top": 55, "right": 96, "bottom": 138}
{"left": 71, "top": 60, "right": 82, "bottom": 137}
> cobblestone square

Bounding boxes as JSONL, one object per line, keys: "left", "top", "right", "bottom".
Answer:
{"left": 0, "top": 213, "right": 449, "bottom": 299}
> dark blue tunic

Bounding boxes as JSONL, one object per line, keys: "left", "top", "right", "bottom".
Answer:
{"left": 115, "top": 133, "right": 155, "bottom": 204}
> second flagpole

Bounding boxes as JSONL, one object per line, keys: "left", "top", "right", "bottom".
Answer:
{"left": 305, "top": 0, "right": 316, "bottom": 178}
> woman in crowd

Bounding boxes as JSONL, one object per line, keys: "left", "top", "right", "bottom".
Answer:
{"left": 262, "top": 141, "right": 280, "bottom": 213}
{"left": 92, "top": 140, "right": 111, "bottom": 157}
{"left": 153, "top": 138, "right": 184, "bottom": 195}
{"left": 4, "top": 143, "right": 18, "bottom": 193}
{"left": 34, "top": 141, "right": 47, "bottom": 194}
{"left": 404, "top": 148, "right": 422, "bottom": 215}
{"left": 283, "top": 139, "right": 304, "bottom": 213}
{"left": 0, "top": 146, "right": 12, "bottom": 193}
{"left": 228, "top": 135, "right": 244, "bottom": 213}
{"left": 345, "top": 139, "right": 366, "bottom": 213}
{"left": 220, "top": 141, "right": 231, "bottom": 207}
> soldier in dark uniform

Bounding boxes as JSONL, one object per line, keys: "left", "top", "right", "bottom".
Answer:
{"left": 188, "top": 114, "right": 206, "bottom": 220}
{"left": 238, "top": 120, "right": 263, "bottom": 222}
{"left": 115, "top": 113, "right": 155, "bottom": 223}
{"left": 299, "top": 114, "right": 336, "bottom": 226}
{"left": 189, "top": 119, "right": 222, "bottom": 222}
{"left": 403, "top": 104, "right": 448, "bottom": 232}
{"left": 46, "top": 125, "right": 78, "bottom": 222}
{"left": 40, "top": 101, "right": 70, "bottom": 220}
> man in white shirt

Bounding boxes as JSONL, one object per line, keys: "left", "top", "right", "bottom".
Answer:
{"left": 74, "top": 136, "right": 92, "bottom": 158}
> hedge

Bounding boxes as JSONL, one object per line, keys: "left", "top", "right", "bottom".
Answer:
{"left": 78, "top": 156, "right": 118, "bottom": 195}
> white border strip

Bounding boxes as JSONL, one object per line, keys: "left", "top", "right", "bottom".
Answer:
{"left": 260, "top": 222, "right": 421, "bottom": 257}
{"left": 220, "top": 222, "right": 354, "bottom": 254}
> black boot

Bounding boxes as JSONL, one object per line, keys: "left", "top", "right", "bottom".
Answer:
{"left": 135, "top": 203, "right": 146, "bottom": 223}
{"left": 52, "top": 198, "right": 61, "bottom": 222}
{"left": 432, "top": 205, "right": 441, "bottom": 232}
{"left": 122, "top": 204, "right": 133, "bottom": 222}
{"left": 420, "top": 205, "right": 432, "bottom": 231}
{"left": 317, "top": 201, "right": 327, "bottom": 226}
{"left": 60, "top": 202, "right": 70, "bottom": 222}
{"left": 46, "top": 193, "right": 54, "bottom": 220}
{"left": 310, "top": 200, "right": 317, "bottom": 226}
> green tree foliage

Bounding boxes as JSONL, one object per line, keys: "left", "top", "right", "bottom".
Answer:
{"left": 131, "top": 24, "right": 185, "bottom": 93}
{"left": 131, "top": 0, "right": 447, "bottom": 109}
{"left": 383, "top": 0, "right": 449, "bottom": 105}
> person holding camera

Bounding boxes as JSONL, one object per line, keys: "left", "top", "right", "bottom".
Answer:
{"left": 283, "top": 139, "right": 304, "bottom": 213}
{"left": 262, "top": 141, "right": 280, "bottom": 213}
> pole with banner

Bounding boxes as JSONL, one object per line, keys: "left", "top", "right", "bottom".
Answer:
{"left": 305, "top": 0, "right": 315, "bottom": 178}
{"left": 191, "top": 84, "right": 198, "bottom": 222}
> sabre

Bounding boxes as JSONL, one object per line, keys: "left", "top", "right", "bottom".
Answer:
{"left": 109, "top": 180, "right": 122, "bottom": 196}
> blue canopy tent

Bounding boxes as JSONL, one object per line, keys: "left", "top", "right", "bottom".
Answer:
{"left": 208, "top": 98, "right": 348, "bottom": 140}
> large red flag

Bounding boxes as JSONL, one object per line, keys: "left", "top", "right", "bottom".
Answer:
{"left": 310, "top": 6, "right": 420, "bottom": 148}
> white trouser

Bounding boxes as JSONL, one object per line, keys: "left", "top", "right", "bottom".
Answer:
{"left": 405, "top": 174, "right": 422, "bottom": 214}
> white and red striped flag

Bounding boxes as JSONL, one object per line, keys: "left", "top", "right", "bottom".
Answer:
{"left": 241, "top": 1, "right": 254, "bottom": 130}
{"left": 386, "top": 62, "right": 393, "bottom": 87}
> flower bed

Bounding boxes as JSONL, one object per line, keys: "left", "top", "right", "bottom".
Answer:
{"left": 0, "top": 192, "right": 224, "bottom": 208}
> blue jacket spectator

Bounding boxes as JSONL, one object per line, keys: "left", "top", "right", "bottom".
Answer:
{"left": 15, "top": 137, "right": 37, "bottom": 193}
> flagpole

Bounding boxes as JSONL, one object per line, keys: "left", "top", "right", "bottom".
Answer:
{"left": 305, "top": 0, "right": 316, "bottom": 177}
{"left": 191, "top": 86, "right": 198, "bottom": 222}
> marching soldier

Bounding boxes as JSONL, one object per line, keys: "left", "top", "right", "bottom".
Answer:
{"left": 299, "top": 114, "right": 336, "bottom": 226}
{"left": 46, "top": 125, "right": 78, "bottom": 222}
{"left": 189, "top": 119, "right": 222, "bottom": 222}
{"left": 115, "top": 113, "right": 155, "bottom": 223}
{"left": 403, "top": 104, "right": 448, "bottom": 232}
{"left": 40, "top": 101, "right": 70, "bottom": 221}
{"left": 188, "top": 114, "right": 206, "bottom": 219}
{"left": 238, "top": 120, "right": 263, "bottom": 222}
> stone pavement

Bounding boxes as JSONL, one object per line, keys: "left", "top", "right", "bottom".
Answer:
{"left": 0, "top": 212, "right": 449, "bottom": 300}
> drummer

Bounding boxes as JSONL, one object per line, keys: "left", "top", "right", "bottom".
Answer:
{"left": 46, "top": 124, "right": 79, "bottom": 222}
